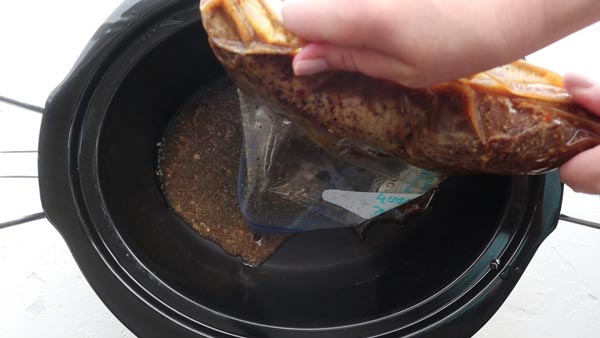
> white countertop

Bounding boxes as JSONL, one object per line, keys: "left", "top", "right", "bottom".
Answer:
{"left": 0, "top": 1, "right": 599, "bottom": 337}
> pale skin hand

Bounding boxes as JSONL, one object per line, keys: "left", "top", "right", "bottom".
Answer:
{"left": 560, "top": 74, "right": 600, "bottom": 194}
{"left": 282, "top": 0, "right": 600, "bottom": 88}
{"left": 282, "top": 0, "right": 600, "bottom": 193}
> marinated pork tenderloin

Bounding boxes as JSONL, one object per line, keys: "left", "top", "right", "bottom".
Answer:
{"left": 201, "top": 0, "right": 600, "bottom": 175}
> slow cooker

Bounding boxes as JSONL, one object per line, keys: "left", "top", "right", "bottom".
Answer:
{"left": 1, "top": 0, "right": 586, "bottom": 336}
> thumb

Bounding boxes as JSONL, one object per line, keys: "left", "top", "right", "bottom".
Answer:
{"left": 292, "top": 43, "right": 426, "bottom": 88}
{"left": 564, "top": 73, "right": 600, "bottom": 115}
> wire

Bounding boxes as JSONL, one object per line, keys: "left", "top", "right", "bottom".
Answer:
{"left": 0, "top": 212, "right": 46, "bottom": 230}
{"left": 0, "top": 95, "right": 44, "bottom": 113}
{"left": 559, "top": 214, "right": 600, "bottom": 230}
{"left": 0, "top": 176, "right": 38, "bottom": 179}
{"left": 0, "top": 150, "right": 37, "bottom": 153}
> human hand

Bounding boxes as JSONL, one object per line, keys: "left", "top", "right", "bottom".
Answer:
{"left": 559, "top": 74, "right": 600, "bottom": 194}
{"left": 282, "top": 0, "right": 600, "bottom": 87}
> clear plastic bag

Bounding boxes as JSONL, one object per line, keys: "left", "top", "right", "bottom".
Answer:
{"left": 237, "top": 92, "right": 444, "bottom": 234}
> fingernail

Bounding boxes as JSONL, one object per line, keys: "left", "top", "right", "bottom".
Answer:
{"left": 565, "top": 73, "right": 595, "bottom": 90}
{"left": 293, "top": 59, "right": 329, "bottom": 76}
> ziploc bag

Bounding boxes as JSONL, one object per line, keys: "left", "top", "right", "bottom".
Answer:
{"left": 237, "top": 92, "right": 444, "bottom": 234}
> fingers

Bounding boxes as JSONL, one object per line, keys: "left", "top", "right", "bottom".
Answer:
{"left": 282, "top": 0, "right": 393, "bottom": 50}
{"left": 564, "top": 73, "right": 600, "bottom": 115}
{"left": 282, "top": 0, "right": 436, "bottom": 85}
{"left": 559, "top": 145, "right": 600, "bottom": 194}
{"left": 561, "top": 73, "right": 600, "bottom": 194}
{"left": 281, "top": 0, "right": 507, "bottom": 87}
{"left": 292, "top": 43, "right": 425, "bottom": 87}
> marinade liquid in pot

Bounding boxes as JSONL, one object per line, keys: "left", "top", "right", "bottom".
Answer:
{"left": 158, "top": 79, "right": 433, "bottom": 266}
{"left": 159, "top": 79, "right": 288, "bottom": 266}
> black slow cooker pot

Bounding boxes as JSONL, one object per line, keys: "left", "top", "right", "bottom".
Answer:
{"left": 38, "top": 0, "right": 564, "bottom": 337}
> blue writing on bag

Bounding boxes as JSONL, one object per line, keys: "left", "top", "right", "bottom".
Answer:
{"left": 373, "top": 205, "right": 386, "bottom": 216}
{"left": 376, "top": 193, "right": 409, "bottom": 205}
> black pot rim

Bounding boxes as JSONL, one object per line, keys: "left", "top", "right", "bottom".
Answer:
{"left": 38, "top": 0, "right": 564, "bottom": 337}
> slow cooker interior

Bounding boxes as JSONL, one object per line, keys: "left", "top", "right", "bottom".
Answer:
{"left": 97, "top": 22, "right": 512, "bottom": 327}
